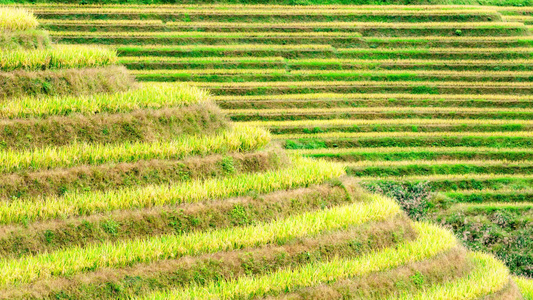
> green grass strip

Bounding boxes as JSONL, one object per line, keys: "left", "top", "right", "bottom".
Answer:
{"left": 51, "top": 31, "right": 362, "bottom": 38}
{"left": 445, "top": 189, "right": 533, "bottom": 203}
{"left": 0, "top": 83, "right": 208, "bottom": 118}
{"left": 164, "top": 21, "right": 521, "bottom": 29}
{"left": 116, "top": 44, "right": 333, "bottom": 52}
{"left": 343, "top": 159, "right": 532, "bottom": 167}
{"left": 0, "top": 44, "right": 117, "bottom": 71}
{"left": 446, "top": 202, "right": 533, "bottom": 213}
{"left": 292, "top": 146, "right": 533, "bottom": 156}
{"left": 140, "top": 222, "right": 457, "bottom": 299}
{"left": 0, "top": 156, "right": 343, "bottom": 224}
{"left": 514, "top": 276, "right": 533, "bottom": 300}
{"left": 0, "top": 194, "right": 392, "bottom": 287}
{"left": 277, "top": 131, "right": 533, "bottom": 140}
{"left": 0, "top": 7, "right": 38, "bottom": 31}
{"left": 0, "top": 125, "right": 270, "bottom": 174}
{"left": 216, "top": 92, "right": 533, "bottom": 102}
{"left": 120, "top": 56, "right": 286, "bottom": 64}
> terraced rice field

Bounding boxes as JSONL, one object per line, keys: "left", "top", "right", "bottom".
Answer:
{"left": 0, "top": 4, "right": 532, "bottom": 299}
{"left": 28, "top": 4, "right": 533, "bottom": 280}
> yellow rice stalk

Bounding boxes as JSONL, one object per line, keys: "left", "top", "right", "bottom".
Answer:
{"left": 0, "top": 7, "right": 38, "bottom": 31}
{"left": 0, "top": 195, "right": 385, "bottom": 286}
{"left": 141, "top": 222, "right": 458, "bottom": 299}
{"left": 0, "top": 44, "right": 117, "bottom": 71}
{"left": 514, "top": 276, "right": 533, "bottom": 300}
{"left": 0, "top": 156, "right": 343, "bottom": 224}
{"left": 0, "top": 84, "right": 208, "bottom": 118}
{"left": 0, "top": 125, "right": 270, "bottom": 175}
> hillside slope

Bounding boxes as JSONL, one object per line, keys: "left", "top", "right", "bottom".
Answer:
{"left": 27, "top": 3, "right": 533, "bottom": 280}
{"left": 0, "top": 5, "right": 531, "bottom": 299}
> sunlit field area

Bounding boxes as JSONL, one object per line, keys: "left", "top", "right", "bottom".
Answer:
{"left": 0, "top": 3, "right": 532, "bottom": 299}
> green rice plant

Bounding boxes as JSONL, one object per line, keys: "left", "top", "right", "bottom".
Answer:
{"left": 0, "top": 196, "right": 392, "bottom": 286}
{"left": 229, "top": 106, "right": 533, "bottom": 122}
{"left": 140, "top": 222, "right": 457, "bottom": 299}
{"left": 252, "top": 119, "right": 533, "bottom": 134}
{"left": 250, "top": 119, "right": 533, "bottom": 128}
{"left": 33, "top": 8, "right": 501, "bottom": 23}
{"left": 0, "top": 83, "right": 208, "bottom": 118}
{"left": 446, "top": 202, "right": 533, "bottom": 213}
{"left": 344, "top": 159, "right": 533, "bottom": 177}
{"left": 337, "top": 47, "right": 533, "bottom": 60}
{"left": 288, "top": 58, "right": 533, "bottom": 68}
{"left": 283, "top": 132, "right": 533, "bottom": 150}
{"left": 277, "top": 130, "right": 533, "bottom": 141}
{"left": 51, "top": 31, "right": 362, "bottom": 38}
{"left": 118, "top": 44, "right": 333, "bottom": 52}
{"left": 0, "top": 125, "right": 270, "bottom": 174}
{"left": 0, "top": 44, "right": 117, "bottom": 71}
{"left": 301, "top": 147, "right": 533, "bottom": 162}
{"left": 0, "top": 156, "right": 343, "bottom": 224}
{"left": 0, "top": 7, "right": 38, "bottom": 31}
{"left": 117, "top": 44, "right": 336, "bottom": 58}
{"left": 137, "top": 70, "right": 533, "bottom": 84}
{"left": 344, "top": 159, "right": 532, "bottom": 168}
{"left": 293, "top": 146, "right": 533, "bottom": 156}
{"left": 445, "top": 189, "right": 533, "bottom": 203}
{"left": 215, "top": 92, "right": 533, "bottom": 103}
{"left": 197, "top": 81, "right": 532, "bottom": 97}
{"left": 198, "top": 80, "right": 533, "bottom": 89}
{"left": 27, "top": 5, "right": 494, "bottom": 12}
{"left": 338, "top": 47, "right": 533, "bottom": 54}
{"left": 358, "top": 173, "right": 533, "bottom": 193}
{"left": 165, "top": 21, "right": 523, "bottom": 29}
{"left": 120, "top": 56, "right": 286, "bottom": 64}
{"left": 514, "top": 276, "right": 533, "bottom": 300}
{"left": 231, "top": 106, "right": 533, "bottom": 116}
{"left": 40, "top": 19, "right": 164, "bottom": 25}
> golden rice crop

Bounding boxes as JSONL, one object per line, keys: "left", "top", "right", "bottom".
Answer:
{"left": 0, "top": 7, "right": 38, "bottom": 31}
{"left": 0, "top": 157, "right": 343, "bottom": 225}
{"left": 389, "top": 252, "right": 508, "bottom": 300}
{"left": 0, "top": 44, "right": 117, "bottom": 71}
{"left": 140, "top": 222, "right": 458, "bottom": 299}
{"left": 0, "top": 84, "right": 208, "bottom": 118}
{"left": 0, "top": 195, "right": 385, "bottom": 286}
{"left": 0, "top": 125, "right": 270, "bottom": 174}
{"left": 514, "top": 276, "right": 533, "bottom": 300}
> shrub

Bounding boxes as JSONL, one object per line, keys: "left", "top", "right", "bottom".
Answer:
{"left": 365, "top": 181, "right": 431, "bottom": 221}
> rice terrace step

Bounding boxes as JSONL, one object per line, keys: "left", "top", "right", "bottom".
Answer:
{"left": 0, "top": 1, "right": 532, "bottom": 299}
